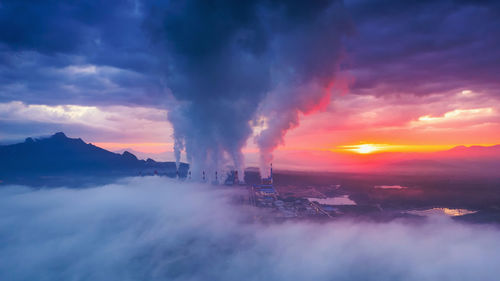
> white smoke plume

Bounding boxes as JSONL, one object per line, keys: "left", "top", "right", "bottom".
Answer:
{"left": 1, "top": 177, "right": 500, "bottom": 281}
{"left": 145, "top": 0, "right": 351, "bottom": 177}
{"left": 255, "top": 2, "right": 350, "bottom": 175}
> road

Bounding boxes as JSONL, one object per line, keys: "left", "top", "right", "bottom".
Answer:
{"left": 309, "top": 200, "right": 333, "bottom": 218}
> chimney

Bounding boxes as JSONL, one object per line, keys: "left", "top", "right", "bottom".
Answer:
{"left": 270, "top": 163, "right": 273, "bottom": 184}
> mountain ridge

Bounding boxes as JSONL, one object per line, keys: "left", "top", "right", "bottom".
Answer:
{"left": 0, "top": 132, "right": 188, "bottom": 185}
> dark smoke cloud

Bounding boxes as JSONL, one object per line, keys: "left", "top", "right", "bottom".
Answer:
{"left": 1, "top": 177, "right": 500, "bottom": 281}
{"left": 144, "top": 0, "right": 351, "bottom": 175}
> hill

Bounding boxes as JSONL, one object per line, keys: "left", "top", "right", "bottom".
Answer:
{"left": 0, "top": 132, "right": 188, "bottom": 186}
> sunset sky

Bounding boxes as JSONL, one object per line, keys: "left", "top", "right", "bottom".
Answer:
{"left": 1, "top": 0, "right": 499, "bottom": 169}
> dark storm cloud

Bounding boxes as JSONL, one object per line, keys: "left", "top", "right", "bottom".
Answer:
{"left": 1, "top": 177, "right": 500, "bottom": 281}
{"left": 0, "top": 0, "right": 137, "bottom": 55}
{"left": 1, "top": 0, "right": 498, "bottom": 102}
{"left": 0, "top": 51, "right": 166, "bottom": 107}
{"left": 0, "top": 0, "right": 497, "bottom": 106}
{"left": 344, "top": 0, "right": 500, "bottom": 96}
{"left": 0, "top": 0, "right": 167, "bottom": 107}
{"left": 0, "top": 119, "right": 136, "bottom": 144}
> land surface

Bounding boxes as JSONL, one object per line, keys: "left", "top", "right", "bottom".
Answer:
{"left": 2, "top": 133, "right": 499, "bottom": 224}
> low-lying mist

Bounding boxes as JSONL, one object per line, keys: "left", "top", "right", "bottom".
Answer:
{"left": 1, "top": 177, "right": 499, "bottom": 281}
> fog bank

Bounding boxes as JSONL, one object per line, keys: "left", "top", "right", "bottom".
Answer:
{"left": 1, "top": 177, "right": 499, "bottom": 281}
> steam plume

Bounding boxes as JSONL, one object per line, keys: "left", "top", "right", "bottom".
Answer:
{"left": 255, "top": 3, "right": 350, "bottom": 174}
{"left": 146, "top": 0, "right": 350, "bottom": 176}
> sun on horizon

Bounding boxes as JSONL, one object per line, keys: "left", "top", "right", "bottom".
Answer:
{"left": 341, "top": 144, "right": 383, "bottom": 154}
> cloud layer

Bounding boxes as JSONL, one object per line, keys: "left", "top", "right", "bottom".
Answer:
{"left": 1, "top": 177, "right": 500, "bottom": 281}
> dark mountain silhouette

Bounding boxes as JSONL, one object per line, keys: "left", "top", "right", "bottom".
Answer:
{"left": 0, "top": 132, "right": 188, "bottom": 186}
{"left": 113, "top": 148, "right": 172, "bottom": 163}
{"left": 440, "top": 145, "right": 500, "bottom": 158}
{"left": 382, "top": 145, "right": 500, "bottom": 176}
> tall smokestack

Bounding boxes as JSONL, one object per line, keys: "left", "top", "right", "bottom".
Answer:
{"left": 270, "top": 163, "right": 273, "bottom": 185}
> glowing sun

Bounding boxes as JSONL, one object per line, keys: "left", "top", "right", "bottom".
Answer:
{"left": 354, "top": 144, "right": 379, "bottom": 154}
{"left": 339, "top": 144, "right": 383, "bottom": 154}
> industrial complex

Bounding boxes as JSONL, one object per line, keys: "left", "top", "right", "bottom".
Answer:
{"left": 184, "top": 164, "right": 339, "bottom": 220}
